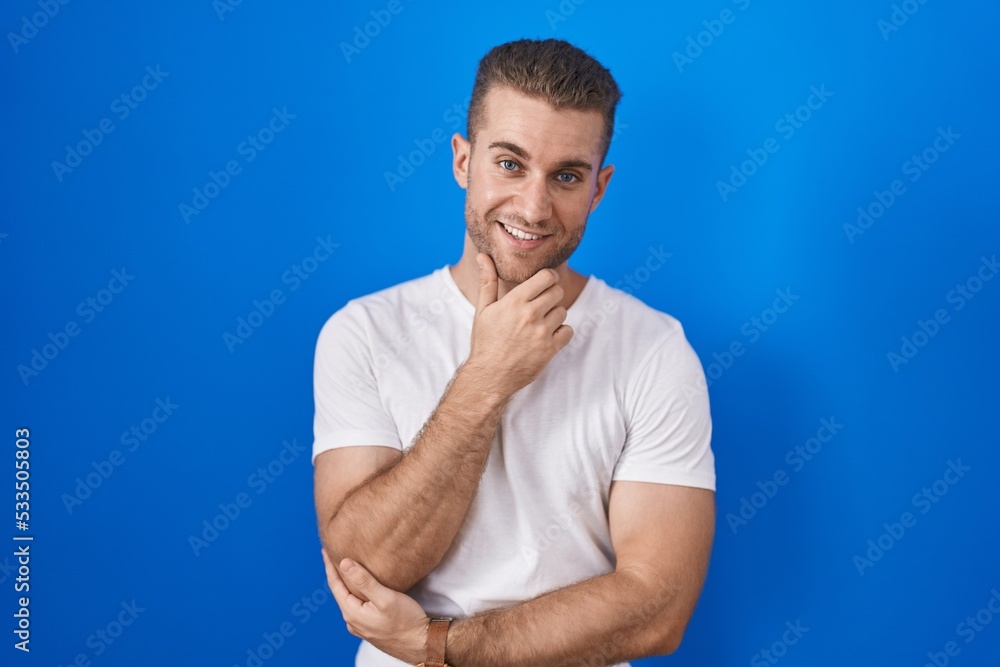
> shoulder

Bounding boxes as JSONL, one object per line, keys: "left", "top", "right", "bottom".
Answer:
{"left": 316, "top": 267, "right": 447, "bottom": 345}
{"left": 576, "top": 277, "right": 694, "bottom": 360}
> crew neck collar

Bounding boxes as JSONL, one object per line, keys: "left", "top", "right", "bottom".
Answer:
{"left": 439, "top": 264, "right": 596, "bottom": 318}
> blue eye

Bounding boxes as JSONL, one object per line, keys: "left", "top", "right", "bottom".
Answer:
{"left": 558, "top": 173, "right": 578, "bottom": 184}
{"left": 500, "top": 160, "right": 518, "bottom": 171}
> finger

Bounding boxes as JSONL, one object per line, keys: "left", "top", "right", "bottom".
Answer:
{"left": 510, "top": 267, "right": 560, "bottom": 302}
{"left": 542, "top": 305, "right": 568, "bottom": 333}
{"left": 475, "top": 253, "right": 498, "bottom": 316}
{"left": 528, "top": 280, "right": 565, "bottom": 317}
{"left": 324, "top": 549, "right": 371, "bottom": 604}
{"left": 339, "top": 558, "right": 389, "bottom": 609}
{"left": 553, "top": 323, "right": 574, "bottom": 350}
{"left": 322, "top": 550, "right": 364, "bottom": 614}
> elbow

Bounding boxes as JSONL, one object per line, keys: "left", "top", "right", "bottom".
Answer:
{"left": 647, "top": 622, "right": 686, "bottom": 656}
{"left": 320, "top": 513, "right": 347, "bottom": 562}
{"left": 321, "top": 515, "right": 420, "bottom": 592}
{"left": 321, "top": 514, "right": 368, "bottom": 579}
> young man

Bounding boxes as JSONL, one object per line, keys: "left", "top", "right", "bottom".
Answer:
{"left": 313, "top": 38, "right": 716, "bottom": 666}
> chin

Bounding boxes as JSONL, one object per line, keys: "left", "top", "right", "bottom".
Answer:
{"left": 493, "top": 253, "right": 556, "bottom": 285}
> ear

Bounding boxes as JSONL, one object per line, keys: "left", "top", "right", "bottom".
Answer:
{"left": 588, "top": 163, "right": 615, "bottom": 214}
{"left": 452, "top": 133, "right": 471, "bottom": 189}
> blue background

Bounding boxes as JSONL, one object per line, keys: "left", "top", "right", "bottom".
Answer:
{"left": 3, "top": 0, "right": 999, "bottom": 665}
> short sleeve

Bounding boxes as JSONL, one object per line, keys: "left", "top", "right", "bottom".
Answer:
{"left": 613, "top": 327, "right": 716, "bottom": 491}
{"left": 312, "top": 301, "right": 403, "bottom": 463}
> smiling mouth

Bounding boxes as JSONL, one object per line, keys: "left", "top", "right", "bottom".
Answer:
{"left": 497, "top": 221, "right": 549, "bottom": 241}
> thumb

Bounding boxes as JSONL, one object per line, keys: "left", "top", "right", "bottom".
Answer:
{"left": 339, "top": 558, "right": 387, "bottom": 605}
{"left": 475, "top": 253, "right": 498, "bottom": 316}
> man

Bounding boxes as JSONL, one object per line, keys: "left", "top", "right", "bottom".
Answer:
{"left": 313, "top": 38, "right": 715, "bottom": 666}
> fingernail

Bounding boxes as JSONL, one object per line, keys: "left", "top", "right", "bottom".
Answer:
{"left": 341, "top": 558, "right": 356, "bottom": 573}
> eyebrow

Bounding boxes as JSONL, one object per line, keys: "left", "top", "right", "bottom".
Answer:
{"left": 487, "top": 140, "right": 593, "bottom": 172}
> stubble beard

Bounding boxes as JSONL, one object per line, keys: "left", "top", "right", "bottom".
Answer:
{"left": 464, "top": 175, "right": 587, "bottom": 286}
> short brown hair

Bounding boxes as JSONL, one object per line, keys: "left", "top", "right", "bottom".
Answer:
{"left": 467, "top": 38, "right": 622, "bottom": 165}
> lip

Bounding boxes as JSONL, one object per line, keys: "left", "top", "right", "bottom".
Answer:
{"left": 496, "top": 221, "right": 549, "bottom": 249}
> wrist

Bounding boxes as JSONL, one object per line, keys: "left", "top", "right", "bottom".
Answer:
{"left": 407, "top": 617, "right": 431, "bottom": 664}
{"left": 457, "top": 359, "right": 513, "bottom": 408}
{"left": 416, "top": 616, "right": 453, "bottom": 667}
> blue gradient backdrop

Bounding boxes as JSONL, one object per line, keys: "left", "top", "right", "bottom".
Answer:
{"left": 3, "top": 1, "right": 999, "bottom": 665}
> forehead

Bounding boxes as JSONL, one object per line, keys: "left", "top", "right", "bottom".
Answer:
{"left": 478, "top": 86, "right": 604, "bottom": 161}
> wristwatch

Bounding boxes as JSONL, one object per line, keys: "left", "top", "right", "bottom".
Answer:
{"left": 416, "top": 616, "right": 453, "bottom": 667}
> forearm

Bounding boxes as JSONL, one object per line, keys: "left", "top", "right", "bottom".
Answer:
{"left": 446, "top": 568, "right": 678, "bottom": 667}
{"left": 324, "top": 361, "right": 510, "bottom": 591}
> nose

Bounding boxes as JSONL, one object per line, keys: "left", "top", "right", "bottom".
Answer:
{"left": 514, "top": 174, "right": 553, "bottom": 225}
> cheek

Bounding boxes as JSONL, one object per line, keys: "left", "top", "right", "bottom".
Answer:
{"left": 473, "top": 179, "right": 506, "bottom": 211}
{"left": 553, "top": 192, "right": 592, "bottom": 221}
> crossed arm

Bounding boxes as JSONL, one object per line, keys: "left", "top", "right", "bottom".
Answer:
{"left": 322, "top": 477, "right": 715, "bottom": 665}
{"left": 315, "top": 360, "right": 715, "bottom": 664}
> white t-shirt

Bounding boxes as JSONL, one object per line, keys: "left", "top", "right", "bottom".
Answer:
{"left": 312, "top": 265, "right": 715, "bottom": 667}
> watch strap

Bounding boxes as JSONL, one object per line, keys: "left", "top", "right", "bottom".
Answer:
{"left": 422, "top": 616, "right": 453, "bottom": 666}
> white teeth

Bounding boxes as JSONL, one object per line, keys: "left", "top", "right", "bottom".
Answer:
{"left": 502, "top": 223, "right": 543, "bottom": 241}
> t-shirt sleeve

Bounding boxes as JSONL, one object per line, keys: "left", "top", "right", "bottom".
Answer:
{"left": 312, "top": 301, "right": 403, "bottom": 463}
{"left": 612, "top": 325, "right": 716, "bottom": 491}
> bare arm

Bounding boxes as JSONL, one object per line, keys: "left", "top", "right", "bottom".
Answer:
{"left": 318, "top": 361, "right": 510, "bottom": 593}
{"left": 440, "top": 482, "right": 715, "bottom": 666}
{"left": 315, "top": 255, "right": 574, "bottom": 594}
